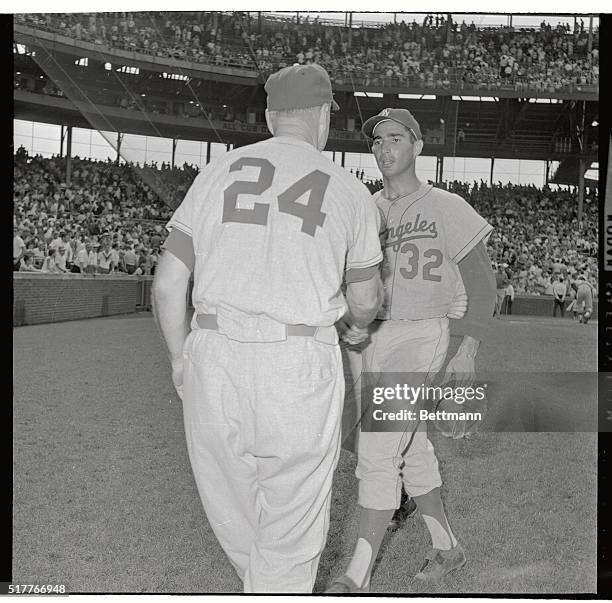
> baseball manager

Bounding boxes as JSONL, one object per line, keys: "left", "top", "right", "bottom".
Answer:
{"left": 152, "top": 64, "right": 383, "bottom": 593}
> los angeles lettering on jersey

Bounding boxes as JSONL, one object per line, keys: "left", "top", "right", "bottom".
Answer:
{"left": 383, "top": 213, "right": 438, "bottom": 252}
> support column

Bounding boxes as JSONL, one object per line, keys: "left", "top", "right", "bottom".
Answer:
{"left": 578, "top": 158, "right": 585, "bottom": 223}
{"left": 172, "top": 138, "right": 177, "bottom": 169}
{"left": 116, "top": 132, "right": 123, "bottom": 164}
{"left": 341, "top": 151, "right": 345, "bottom": 167}
{"left": 545, "top": 160, "right": 550, "bottom": 185}
{"left": 587, "top": 15, "right": 594, "bottom": 57}
{"left": 490, "top": 157, "right": 495, "bottom": 184}
{"left": 438, "top": 156, "right": 444, "bottom": 183}
{"left": 60, "top": 125, "right": 65, "bottom": 157}
{"left": 347, "top": 13, "right": 352, "bottom": 49}
{"left": 206, "top": 141, "right": 211, "bottom": 165}
{"left": 332, "top": 150, "right": 336, "bottom": 163}
{"left": 65, "top": 126, "right": 73, "bottom": 186}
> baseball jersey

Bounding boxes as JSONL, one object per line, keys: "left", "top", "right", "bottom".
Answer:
{"left": 166, "top": 136, "right": 382, "bottom": 327}
{"left": 375, "top": 182, "right": 492, "bottom": 320}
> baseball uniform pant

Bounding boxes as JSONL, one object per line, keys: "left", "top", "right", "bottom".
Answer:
{"left": 356, "top": 317, "right": 450, "bottom": 510}
{"left": 181, "top": 327, "right": 344, "bottom": 593}
{"left": 576, "top": 288, "right": 593, "bottom": 313}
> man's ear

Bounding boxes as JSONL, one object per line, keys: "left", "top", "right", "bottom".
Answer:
{"left": 317, "top": 103, "right": 331, "bottom": 150}
{"left": 413, "top": 138, "right": 424, "bottom": 158}
{"left": 265, "top": 108, "right": 274, "bottom": 135}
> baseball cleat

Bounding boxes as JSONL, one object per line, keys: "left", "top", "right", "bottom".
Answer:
{"left": 324, "top": 575, "right": 370, "bottom": 594}
{"left": 413, "top": 543, "right": 466, "bottom": 589}
{"left": 389, "top": 490, "right": 418, "bottom": 531}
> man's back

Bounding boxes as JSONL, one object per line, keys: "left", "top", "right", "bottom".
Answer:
{"left": 168, "top": 136, "right": 380, "bottom": 327}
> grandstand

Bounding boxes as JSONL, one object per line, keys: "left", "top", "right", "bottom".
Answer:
{"left": 13, "top": 11, "right": 599, "bottom": 311}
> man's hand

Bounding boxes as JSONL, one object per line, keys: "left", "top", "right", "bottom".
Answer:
{"left": 171, "top": 356, "right": 184, "bottom": 400}
{"left": 441, "top": 350, "right": 475, "bottom": 391}
{"left": 341, "top": 324, "right": 370, "bottom": 346}
{"left": 440, "top": 335, "right": 480, "bottom": 390}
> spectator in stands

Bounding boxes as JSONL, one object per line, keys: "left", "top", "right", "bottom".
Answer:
{"left": 19, "top": 252, "right": 42, "bottom": 272}
{"left": 74, "top": 241, "right": 92, "bottom": 273}
{"left": 110, "top": 243, "right": 120, "bottom": 272}
{"left": 53, "top": 245, "right": 70, "bottom": 273}
{"left": 123, "top": 245, "right": 138, "bottom": 274}
{"left": 13, "top": 227, "right": 26, "bottom": 271}
{"left": 41, "top": 248, "right": 57, "bottom": 273}
{"left": 88, "top": 243, "right": 100, "bottom": 273}
{"left": 97, "top": 242, "right": 113, "bottom": 274}
{"left": 59, "top": 231, "right": 74, "bottom": 267}
{"left": 32, "top": 241, "right": 46, "bottom": 269}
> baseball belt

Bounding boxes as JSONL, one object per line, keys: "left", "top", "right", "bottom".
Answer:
{"left": 195, "top": 313, "right": 319, "bottom": 337}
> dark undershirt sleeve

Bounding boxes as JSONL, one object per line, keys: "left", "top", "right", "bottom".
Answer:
{"left": 451, "top": 242, "right": 497, "bottom": 342}
{"left": 345, "top": 263, "right": 381, "bottom": 283}
{"left": 163, "top": 227, "right": 195, "bottom": 272}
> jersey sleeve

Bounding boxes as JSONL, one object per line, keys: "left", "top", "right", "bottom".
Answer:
{"left": 444, "top": 195, "right": 494, "bottom": 264}
{"left": 165, "top": 174, "right": 201, "bottom": 238}
{"left": 346, "top": 191, "right": 383, "bottom": 277}
{"left": 164, "top": 170, "right": 210, "bottom": 269}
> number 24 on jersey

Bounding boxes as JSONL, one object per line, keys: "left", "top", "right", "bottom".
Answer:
{"left": 222, "top": 157, "right": 329, "bottom": 237}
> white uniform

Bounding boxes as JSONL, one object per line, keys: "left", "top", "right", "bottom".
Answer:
{"left": 575, "top": 280, "right": 594, "bottom": 315}
{"left": 355, "top": 182, "right": 492, "bottom": 510}
{"left": 166, "top": 135, "right": 382, "bottom": 592}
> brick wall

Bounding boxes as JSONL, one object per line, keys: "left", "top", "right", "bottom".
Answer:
{"left": 510, "top": 295, "right": 598, "bottom": 317}
{"left": 13, "top": 275, "right": 598, "bottom": 326}
{"left": 13, "top": 274, "right": 154, "bottom": 326}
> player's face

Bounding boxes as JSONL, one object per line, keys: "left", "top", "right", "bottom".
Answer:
{"left": 371, "top": 121, "right": 421, "bottom": 177}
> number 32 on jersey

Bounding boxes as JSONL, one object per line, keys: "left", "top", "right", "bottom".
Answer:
{"left": 222, "top": 157, "right": 329, "bottom": 237}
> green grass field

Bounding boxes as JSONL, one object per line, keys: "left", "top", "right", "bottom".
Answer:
{"left": 12, "top": 312, "right": 597, "bottom": 594}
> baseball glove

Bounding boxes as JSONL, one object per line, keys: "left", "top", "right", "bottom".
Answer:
{"left": 430, "top": 387, "right": 488, "bottom": 440}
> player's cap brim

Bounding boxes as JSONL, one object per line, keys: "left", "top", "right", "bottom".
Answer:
{"left": 363, "top": 116, "right": 417, "bottom": 140}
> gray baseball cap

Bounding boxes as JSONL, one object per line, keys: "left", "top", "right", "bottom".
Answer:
{"left": 362, "top": 108, "right": 422, "bottom": 141}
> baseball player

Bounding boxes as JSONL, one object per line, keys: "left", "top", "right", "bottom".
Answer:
{"left": 572, "top": 274, "right": 594, "bottom": 324}
{"left": 327, "top": 108, "right": 496, "bottom": 593}
{"left": 152, "top": 64, "right": 383, "bottom": 593}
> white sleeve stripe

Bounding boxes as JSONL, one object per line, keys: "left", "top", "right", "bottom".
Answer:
{"left": 346, "top": 251, "right": 384, "bottom": 270}
{"left": 166, "top": 220, "right": 192, "bottom": 236}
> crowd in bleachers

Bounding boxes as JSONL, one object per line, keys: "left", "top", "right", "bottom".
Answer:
{"left": 13, "top": 148, "right": 598, "bottom": 298}
{"left": 12, "top": 147, "right": 192, "bottom": 275}
{"left": 443, "top": 179, "right": 598, "bottom": 295}
{"left": 16, "top": 12, "right": 598, "bottom": 93}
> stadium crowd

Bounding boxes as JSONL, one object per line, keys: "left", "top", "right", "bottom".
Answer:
{"left": 12, "top": 147, "right": 182, "bottom": 275}
{"left": 16, "top": 12, "right": 599, "bottom": 93}
{"left": 13, "top": 148, "right": 598, "bottom": 299}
